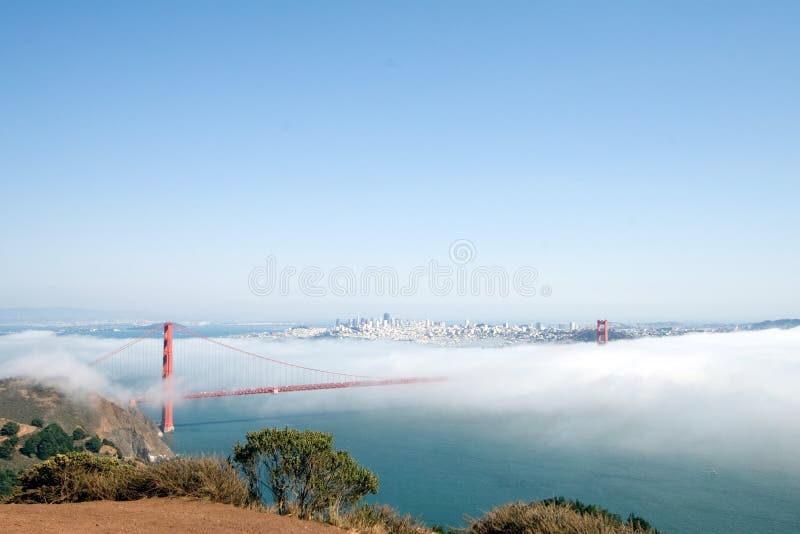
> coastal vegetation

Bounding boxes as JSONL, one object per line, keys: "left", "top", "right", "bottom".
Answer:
{"left": 1, "top": 379, "right": 660, "bottom": 532}
{"left": 0, "top": 437, "right": 18, "bottom": 460}
{"left": 232, "top": 426, "right": 379, "bottom": 519}
{"left": 0, "top": 419, "right": 122, "bottom": 465}
{"left": 1, "top": 421, "right": 20, "bottom": 437}
{"left": 0, "top": 468, "right": 17, "bottom": 495}
{"left": 0, "top": 377, "right": 173, "bottom": 467}
{"left": 467, "top": 498, "right": 660, "bottom": 534}
{"left": 20, "top": 424, "right": 74, "bottom": 460}
{"left": 7, "top": 452, "right": 248, "bottom": 506}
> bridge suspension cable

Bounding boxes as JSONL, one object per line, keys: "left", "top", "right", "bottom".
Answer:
{"left": 88, "top": 324, "right": 163, "bottom": 366}
{"left": 172, "top": 323, "right": 378, "bottom": 380}
{"left": 87, "top": 321, "right": 445, "bottom": 431}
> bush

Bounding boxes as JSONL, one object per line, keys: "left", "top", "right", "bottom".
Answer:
{"left": 1, "top": 421, "right": 20, "bottom": 437}
{"left": 539, "top": 497, "right": 659, "bottom": 532}
{"left": 30, "top": 418, "right": 44, "bottom": 428}
{"left": 0, "top": 440, "right": 16, "bottom": 460}
{"left": 540, "top": 496, "right": 624, "bottom": 523}
{"left": 467, "top": 499, "right": 660, "bottom": 534}
{"left": 72, "top": 427, "right": 88, "bottom": 441}
{"left": 84, "top": 435, "right": 102, "bottom": 453}
{"left": 233, "top": 427, "right": 379, "bottom": 519}
{"left": 338, "top": 503, "right": 430, "bottom": 534}
{"left": 0, "top": 468, "right": 18, "bottom": 497}
{"left": 21, "top": 424, "right": 73, "bottom": 460}
{"left": 138, "top": 457, "right": 249, "bottom": 506}
{"left": 10, "top": 452, "right": 140, "bottom": 503}
{"left": 627, "top": 513, "right": 658, "bottom": 532}
{"left": 7, "top": 452, "right": 249, "bottom": 506}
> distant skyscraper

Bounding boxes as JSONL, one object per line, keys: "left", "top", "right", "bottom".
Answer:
{"left": 383, "top": 312, "right": 391, "bottom": 323}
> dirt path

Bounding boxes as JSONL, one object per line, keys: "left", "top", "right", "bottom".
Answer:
{"left": 0, "top": 499, "right": 344, "bottom": 533}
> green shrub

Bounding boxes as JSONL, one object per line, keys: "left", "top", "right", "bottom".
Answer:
{"left": 233, "top": 427, "right": 379, "bottom": 520}
{"left": 0, "top": 440, "right": 16, "bottom": 460}
{"left": 1, "top": 421, "right": 20, "bottom": 437}
{"left": 627, "top": 513, "right": 658, "bottom": 532}
{"left": 85, "top": 435, "right": 102, "bottom": 453}
{"left": 30, "top": 418, "right": 44, "bottom": 428}
{"left": 10, "top": 452, "right": 140, "bottom": 503}
{"left": 19, "top": 438, "right": 33, "bottom": 456}
{"left": 72, "top": 427, "right": 88, "bottom": 441}
{"left": 0, "top": 468, "right": 18, "bottom": 497}
{"left": 21, "top": 424, "right": 73, "bottom": 460}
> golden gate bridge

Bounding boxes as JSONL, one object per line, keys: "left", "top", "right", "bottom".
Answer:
{"left": 89, "top": 322, "right": 444, "bottom": 432}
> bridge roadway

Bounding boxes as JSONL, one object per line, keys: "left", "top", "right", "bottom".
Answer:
{"left": 135, "top": 376, "right": 446, "bottom": 403}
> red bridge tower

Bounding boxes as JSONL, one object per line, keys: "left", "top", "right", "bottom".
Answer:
{"left": 161, "top": 322, "right": 174, "bottom": 432}
{"left": 597, "top": 319, "right": 608, "bottom": 345}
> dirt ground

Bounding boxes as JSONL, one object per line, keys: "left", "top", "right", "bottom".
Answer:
{"left": 0, "top": 499, "right": 343, "bottom": 533}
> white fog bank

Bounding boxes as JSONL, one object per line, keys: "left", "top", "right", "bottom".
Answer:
{"left": 2, "top": 327, "right": 799, "bottom": 469}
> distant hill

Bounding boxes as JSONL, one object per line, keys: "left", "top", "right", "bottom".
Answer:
{"left": 0, "top": 377, "right": 172, "bottom": 471}
{"left": 745, "top": 318, "right": 800, "bottom": 330}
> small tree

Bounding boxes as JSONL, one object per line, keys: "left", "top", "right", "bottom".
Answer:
{"left": 1, "top": 421, "right": 20, "bottom": 437}
{"left": 72, "top": 427, "right": 88, "bottom": 441}
{"left": 0, "top": 439, "right": 15, "bottom": 460}
{"left": 85, "top": 435, "right": 102, "bottom": 453}
{"left": 232, "top": 427, "right": 378, "bottom": 520}
{"left": 20, "top": 436, "right": 36, "bottom": 457}
{"left": 0, "top": 468, "right": 18, "bottom": 497}
{"left": 21, "top": 424, "right": 73, "bottom": 460}
{"left": 30, "top": 418, "right": 44, "bottom": 428}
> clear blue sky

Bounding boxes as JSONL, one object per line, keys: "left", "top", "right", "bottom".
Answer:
{"left": 1, "top": 1, "right": 798, "bottom": 323}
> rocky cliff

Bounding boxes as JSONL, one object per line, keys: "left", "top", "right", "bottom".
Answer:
{"left": 0, "top": 377, "right": 173, "bottom": 463}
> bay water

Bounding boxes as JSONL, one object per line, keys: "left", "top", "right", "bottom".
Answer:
{"left": 142, "top": 396, "right": 800, "bottom": 533}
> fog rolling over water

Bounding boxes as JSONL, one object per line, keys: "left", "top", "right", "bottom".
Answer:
{"left": 245, "top": 327, "right": 800, "bottom": 472}
{"left": 2, "top": 327, "right": 799, "bottom": 472}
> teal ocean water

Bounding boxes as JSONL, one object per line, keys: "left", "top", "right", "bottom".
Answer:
{"left": 143, "top": 397, "right": 800, "bottom": 534}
